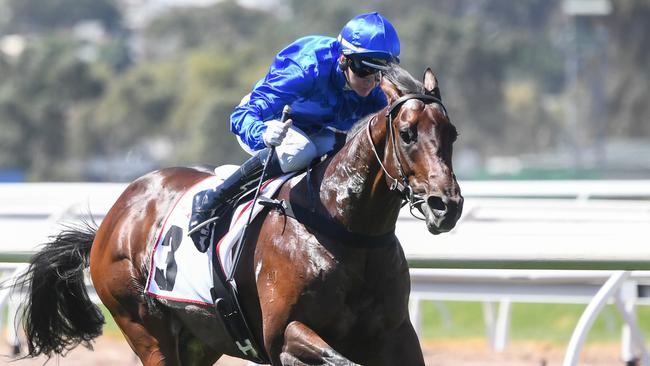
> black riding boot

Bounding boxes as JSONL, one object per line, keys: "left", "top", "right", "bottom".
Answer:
{"left": 189, "top": 149, "right": 282, "bottom": 250}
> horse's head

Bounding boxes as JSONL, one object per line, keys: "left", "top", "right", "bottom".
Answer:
{"left": 380, "top": 67, "right": 463, "bottom": 234}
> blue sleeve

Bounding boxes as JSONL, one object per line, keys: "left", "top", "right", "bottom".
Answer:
{"left": 230, "top": 59, "right": 315, "bottom": 151}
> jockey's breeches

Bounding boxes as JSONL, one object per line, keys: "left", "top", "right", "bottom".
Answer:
{"left": 237, "top": 125, "right": 336, "bottom": 173}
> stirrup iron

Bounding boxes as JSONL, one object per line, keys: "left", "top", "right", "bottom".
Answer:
{"left": 187, "top": 216, "right": 220, "bottom": 236}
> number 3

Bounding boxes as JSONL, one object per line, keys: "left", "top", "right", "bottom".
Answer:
{"left": 154, "top": 225, "right": 183, "bottom": 291}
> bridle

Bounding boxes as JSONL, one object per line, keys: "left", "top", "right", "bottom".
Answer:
{"left": 366, "top": 93, "right": 449, "bottom": 220}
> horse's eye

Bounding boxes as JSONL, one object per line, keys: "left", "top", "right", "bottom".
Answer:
{"left": 400, "top": 128, "right": 417, "bottom": 144}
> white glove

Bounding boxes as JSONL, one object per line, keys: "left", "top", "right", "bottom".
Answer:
{"left": 262, "top": 119, "right": 292, "bottom": 147}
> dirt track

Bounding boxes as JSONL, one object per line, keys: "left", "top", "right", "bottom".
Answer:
{"left": 1, "top": 334, "right": 627, "bottom": 365}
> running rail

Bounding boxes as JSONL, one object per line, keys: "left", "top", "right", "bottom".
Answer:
{"left": 409, "top": 268, "right": 650, "bottom": 365}
{"left": 2, "top": 181, "right": 650, "bottom": 363}
{"left": 2, "top": 265, "right": 650, "bottom": 364}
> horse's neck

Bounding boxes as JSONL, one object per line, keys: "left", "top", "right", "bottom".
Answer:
{"left": 317, "top": 116, "right": 403, "bottom": 235}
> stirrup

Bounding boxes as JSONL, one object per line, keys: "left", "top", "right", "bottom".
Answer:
{"left": 187, "top": 216, "right": 220, "bottom": 236}
{"left": 257, "top": 197, "right": 286, "bottom": 210}
{"left": 189, "top": 219, "right": 213, "bottom": 253}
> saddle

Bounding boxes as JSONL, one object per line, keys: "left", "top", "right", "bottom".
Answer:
{"left": 146, "top": 171, "right": 291, "bottom": 363}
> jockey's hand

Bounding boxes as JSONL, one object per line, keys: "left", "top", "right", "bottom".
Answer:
{"left": 262, "top": 119, "right": 292, "bottom": 147}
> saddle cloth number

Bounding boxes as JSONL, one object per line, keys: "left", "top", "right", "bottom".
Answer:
{"left": 154, "top": 225, "right": 183, "bottom": 291}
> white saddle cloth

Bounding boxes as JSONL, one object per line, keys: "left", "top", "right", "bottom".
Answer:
{"left": 145, "top": 166, "right": 293, "bottom": 306}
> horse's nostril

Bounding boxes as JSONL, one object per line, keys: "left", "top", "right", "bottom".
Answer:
{"left": 427, "top": 196, "right": 446, "bottom": 212}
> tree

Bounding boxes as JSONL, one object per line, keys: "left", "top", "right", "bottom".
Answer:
{"left": 0, "top": 37, "right": 105, "bottom": 180}
{"left": 605, "top": 0, "right": 650, "bottom": 137}
{"left": 5, "top": 0, "right": 121, "bottom": 33}
{"left": 3, "top": 0, "right": 648, "bottom": 181}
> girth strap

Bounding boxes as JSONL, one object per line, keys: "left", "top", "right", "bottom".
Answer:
{"left": 210, "top": 245, "right": 269, "bottom": 364}
{"left": 274, "top": 197, "right": 397, "bottom": 248}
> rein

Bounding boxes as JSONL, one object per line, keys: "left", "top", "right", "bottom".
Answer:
{"left": 366, "top": 93, "right": 448, "bottom": 220}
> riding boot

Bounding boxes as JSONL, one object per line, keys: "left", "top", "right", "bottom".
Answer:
{"left": 189, "top": 149, "right": 282, "bottom": 251}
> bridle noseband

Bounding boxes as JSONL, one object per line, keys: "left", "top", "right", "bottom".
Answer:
{"left": 366, "top": 93, "right": 448, "bottom": 219}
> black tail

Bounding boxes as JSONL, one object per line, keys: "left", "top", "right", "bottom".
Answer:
{"left": 13, "top": 221, "right": 105, "bottom": 358}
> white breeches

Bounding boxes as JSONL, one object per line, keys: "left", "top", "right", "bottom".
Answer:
{"left": 237, "top": 126, "right": 336, "bottom": 173}
{"left": 236, "top": 93, "right": 337, "bottom": 173}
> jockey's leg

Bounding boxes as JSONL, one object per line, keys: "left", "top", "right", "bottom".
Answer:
{"left": 271, "top": 125, "right": 319, "bottom": 172}
{"left": 188, "top": 125, "right": 328, "bottom": 245}
{"left": 188, "top": 148, "right": 281, "bottom": 239}
{"left": 279, "top": 321, "right": 359, "bottom": 366}
{"left": 251, "top": 125, "right": 337, "bottom": 172}
{"left": 363, "top": 319, "right": 425, "bottom": 366}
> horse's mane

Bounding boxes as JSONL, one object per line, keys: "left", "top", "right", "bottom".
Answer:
{"left": 347, "top": 64, "right": 425, "bottom": 140}
{"left": 382, "top": 64, "right": 427, "bottom": 95}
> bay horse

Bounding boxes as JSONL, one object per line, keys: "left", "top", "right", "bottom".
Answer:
{"left": 15, "top": 65, "right": 462, "bottom": 365}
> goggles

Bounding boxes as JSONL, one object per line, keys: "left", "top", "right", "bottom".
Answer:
{"left": 347, "top": 56, "right": 390, "bottom": 77}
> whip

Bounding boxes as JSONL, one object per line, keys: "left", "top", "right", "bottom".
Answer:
{"left": 227, "top": 105, "right": 291, "bottom": 283}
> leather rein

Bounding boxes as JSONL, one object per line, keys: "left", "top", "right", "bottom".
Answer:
{"left": 366, "top": 93, "right": 448, "bottom": 220}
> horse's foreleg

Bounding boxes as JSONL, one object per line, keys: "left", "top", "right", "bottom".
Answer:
{"left": 279, "top": 321, "right": 360, "bottom": 366}
{"left": 369, "top": 320, "right": 425, "bottom": 366}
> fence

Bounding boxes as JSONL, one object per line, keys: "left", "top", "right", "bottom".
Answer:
{"left": 1, "top": 180, "right": 650, "bottom": 365}
{"left": 409, "top": 269, "right": 650, "bottom": 365}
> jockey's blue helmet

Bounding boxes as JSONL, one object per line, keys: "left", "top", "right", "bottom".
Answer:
{"left": 338, "top": 12, "right": 401, "bottom": 69}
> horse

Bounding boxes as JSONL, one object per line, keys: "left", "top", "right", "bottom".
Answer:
{"left": 14, "top": 65, "right": 463, "bottom": 365}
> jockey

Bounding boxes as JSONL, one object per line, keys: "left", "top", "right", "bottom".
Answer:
{"left": 189, "top": 12, "right": 401, "bottom": 240}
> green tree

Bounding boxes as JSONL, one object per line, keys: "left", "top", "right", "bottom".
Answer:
{"left": 3, "top": 0, "right": 648, "bottom": 181}
{"left": 0, "top": 37, "right": 104, "bottom": 180}
{"left": 5, "top": 0, "right": 121, "bottom": 33}
{"left": 606, "top": 0, "right": 650, "bottom": 137}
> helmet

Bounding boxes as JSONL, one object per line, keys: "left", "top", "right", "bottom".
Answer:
{"left": 338, "top": 12, "right": 401, "bottom": 66}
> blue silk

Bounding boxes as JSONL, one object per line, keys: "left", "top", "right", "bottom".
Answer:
{"left": 230, "top": 36, "right": 388, "bottom": 151}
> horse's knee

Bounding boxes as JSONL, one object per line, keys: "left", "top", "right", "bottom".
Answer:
{"left": 280, "top": 352, "right": 307, "bottom": 366}
{"left": 281, "top": 321, "right": 359, "bottom": 366}
{"left": 280, "top": 351, "right": 358, "bottom": 366}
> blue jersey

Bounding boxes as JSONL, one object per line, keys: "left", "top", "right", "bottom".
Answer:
{"left": 230, "top": 36, "right": 388, "bottom": 151}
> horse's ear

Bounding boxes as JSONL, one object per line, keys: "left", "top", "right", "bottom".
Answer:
{"left": 423, "top": 68, "right": 441, "bottom": 100}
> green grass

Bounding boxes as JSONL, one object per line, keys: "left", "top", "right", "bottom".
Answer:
{"left": 99, "top": 305, "right": 122, "bottom": 337}
{"left": 100, "top": 300, "right": 650, "bottom": 344}
{"left": 420, "top": 300, "right": 650, "bottom": 344}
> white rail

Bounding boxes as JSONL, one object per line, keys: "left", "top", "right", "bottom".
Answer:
{"left": 409, "top": 268, "right": 650, "bottom": 365}
{"left": 2, "top": 181, "right": 650, "bottom": 268}
{"left": 2, "top": 265, "right": 649, "bottom": 364}
{"left": 0, "top": 264, "right": 29, "bottom": 354}
{"left": 1, "top": 181, "right": 650, "bottom": 364}
{"left": 459, "top": 180, "right": 650, "bottom": 200}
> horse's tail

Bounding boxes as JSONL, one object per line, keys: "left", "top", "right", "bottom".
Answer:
{"left": 14, "top": 221, "right": 105, "bottom": 358}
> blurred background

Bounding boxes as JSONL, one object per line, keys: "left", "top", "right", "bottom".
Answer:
{"left": 1, "top": 1, "right": 650, "bottom": 364}
{"left": 0, "top": 0, "right": 648, "bottom": 183}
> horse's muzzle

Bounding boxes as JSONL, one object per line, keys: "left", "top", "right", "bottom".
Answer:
{"left": 422, "top": 194, "right": 463, "bottom": 234}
